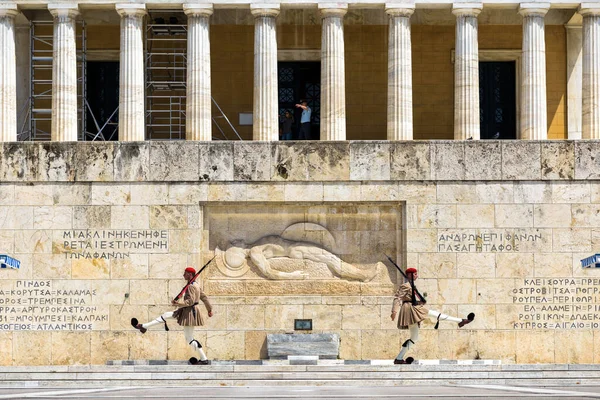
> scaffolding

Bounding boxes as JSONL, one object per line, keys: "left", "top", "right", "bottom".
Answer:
{"left": 21, "top": 19, "right": 86, "bottom": 141}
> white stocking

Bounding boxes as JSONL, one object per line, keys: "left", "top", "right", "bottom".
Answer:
{"left": 428, "top": 309, "right": 462, "bottom": 324}
{"left": 396, "top": 324, "right": 419, "bottom": 360}
{"left": 142, "top": 311, "right": 175, "bottom": 329}
{"left": 184, "top": 326, "right": 207, "bottom": 361}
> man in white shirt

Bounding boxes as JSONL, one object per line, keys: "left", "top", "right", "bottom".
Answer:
{"left": 295, "top": 99, "right": 311, "bottom": 140}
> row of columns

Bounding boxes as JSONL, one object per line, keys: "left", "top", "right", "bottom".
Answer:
{"left": 2, "top": 3, "right": 600, "bottom": 141}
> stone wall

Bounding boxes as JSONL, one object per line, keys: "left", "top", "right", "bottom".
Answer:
{"left": 1, "top": 141, "right": 600, "bottom": 365}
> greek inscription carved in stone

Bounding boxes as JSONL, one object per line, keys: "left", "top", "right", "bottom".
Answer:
{"left": 437, "top": 229, "right": 546, "bottom": 252}
{"left": 58, "top": 230, "right": 169, "bottom": 259}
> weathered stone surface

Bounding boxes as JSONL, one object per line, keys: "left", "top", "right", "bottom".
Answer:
{"left": 417, "top": 253, "right": 456, "bottom": 278}
{"left": 207, "top": 183, "right": 247, "bottom": 201}
{"left": 264, "top": 305, "right": 302, "bottom": 330}
{"left": 53, "top": 183, "right": 92, "bottom": 205}
{"left": 245, "top": 331, "right": 268, "bottom": 359}
{"left": 15, "top": 184, "right": 53, "bottom": 205}
{"left": 575, "top": 141, "right": 600, "bottom": 179}
{"left": 341, "top": 305, "right": 380, "bottom": 330}
{"left": 303, "top": 305, "right": 342, "bottom": 330}
{"left": 456, "top": 253, "right": 495, "bottom": 278}
{"left": 110, "top": 305, "right": 148, "bottom": 331}
{"left": 207, "top": 331, "right": 245, "bottom": 360}
{"left": 1, "top": 143, "right": 38, "bottom": 181}
{"left": 476, "top": 330, "right": 516, "bottom": 363}
{"left": 114, "top": 142, "right": 150, "bottom": 182}
{"left": 464, "top": 141, "right": 501, "bottom": 180}
{"left": 129, "top": 279, "right": 168, "bottom": 305}
{"left": 416, "top": 204, "right": 456, "bottom": 228}
{"left": 502, "top": 141, "right": 541, "bottom": 180}
{"left": 350, "top": 141, "right": 390, "bottom": 180}
{"left": 150, "top": 205, "right": 187, "bottom": 229}
{"left": 34, "top": 206, "right": 72, "bottom": 229}
{"left": 111, "top": 254, "right": 149, "bottom": 279}
{"left": 516, "top": 331, "right": 554, "bottom": 363}
{"left": 267, "top": 333, "right": 340, "bottom": 358}
{"left": 233, "top": 142, "right": 271, "bottom": 181}
{"left": 475, "top": 182, "right": 514, "bottom": 204}
{"left": 14, "top": 332, "right": 51, "bottom": 366}
{"left": 0, "top": 206, "right": 33, "bottom": 229}
{"left": 307, "top": 142, "right": 350, "bottom": 181}
{"left": 246, "top": 183, "right": 285, "bottom": 201}
{"left": 91, "top": 183, "right": 131, "bottom": 205}
{"left": 51, "top": 332, "right": 91, "bottom": 365}
{"left": 495, "top": 253, "right": 534, "bottom": 278}
{"left": 111, "top": 206, "right": 150, "bottom": 229}
{"left": 72, "top": 258, "right": 110, "bottom": 279}
{"left": 533, "top": 253, "right": 572, "bottom": 277}
{"left": 437, "top": 183, "right": 478, "bottom": 204}
{"left": 245, "top": 281, "right": 361, "bottom": 296}
{"left": 130, "top": 184, "right": 169, "bottom": 205}
{"left": 406, "top": 228, "right": 437, "bottom": 252}
{"left": 533, "top": 204, "right": 571, "bottom": 227}
{"left": 552, "top": 228, "right": 591, "bottom": 252}
{"left": 32, "top": 253, "right": 71, "bottom": 279}
{"left": 361, "top": 329, "right": 399, "bottom": 359}
{"left": 476, "top": 279, "right": 514, "bottom": 304}
{"left": 431, "top": 141, "right": 465, "bottom": 180}
{"left": 513, "top": 182, "right": 552, "bottom": 203}
{"left": 74, "top": 143, "right": 115, "bottom": 182}
{"left": 150, "top": 142, "right": 199, "bottom": 181}
{"left": 494, "top": 204, "right": 533, "bottom": 227}
{"left": 130, "top": 331, "right": 168, "bottom": 360}
{"left": 199, "top": 142, "right": 234, "bottom": 181}
{"left": 271, "top": 143, "right": 310, "bottom": 181}
{"left": 456, "top": 204, "right": 494, "bottom": 228}
{"left": 227, "top": 305, "right": 265, "bottom": 330}
{"left": 0, "top": 332, "right": 12, "bottom": 366}
{"left": 541, "top": 141, "right": 574, "bottom": 180}
{"left": 390, "top": 141, "right": 431, "bottom": 180}
{"left": 15, "top": 229, "right": 52, "bottom": 253}
{"left": 360, "top": 182, "right": 399, "bottom": 201}
{"left": 90, "top": 331, "right": 129, "bottom": 365}
{"left": 552, "top": 182, "right": 590, "bottom": 203}
{"left": 398, "top": 182, "right": 436, "bottom": 203}
{"left": 37, "top": 143, "right": 75, "bottom": 181}
{"left": 554, "top": 330, "right": 594, "bottom": 364}
{"left": 73, "top": 206, "right": 111, "bottom": 229}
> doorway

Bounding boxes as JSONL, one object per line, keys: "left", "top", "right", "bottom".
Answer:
{"left": 277, "top": 62, "right": 320, "bottom": 140}
{"left": 479, "top": 61, "right": 517, "bottom": 140}
{"left": 85, "top": 61, "right": 119, "bottom": 141}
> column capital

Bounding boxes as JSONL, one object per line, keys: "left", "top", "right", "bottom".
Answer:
{"left": 518, "top": 3, "right": 550, "bottom": 17}
{"left": 579, "top": 3, "right": 600, "bottom": 16}
{"left": 183, "top": 4, "right": 213, "bottom": 17}
{"left": 250, "top": 4, "right": 280, "bottom": 18}
{"left": 319, "top": 3, "right": 348, "bottom": 18}
{"left": 0, "top": 4, "right": 19, "bottom": 18}
{"left": 116, "top": 3, "right": 146, "bottom": 17}
{"left": 452, "top": 3, "right": 483, "bottom": 17}
{"left": 48, "top": 3, "right": 79, "bottom": 18}
{"left": 385, "top": 4, "right": 415, "bottom": 17}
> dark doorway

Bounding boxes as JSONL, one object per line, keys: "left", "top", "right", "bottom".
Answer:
{"left": 479, "top": 61, "right": 516, "bottom": 140}
{"left": 277, "top": 62, "right": 320, "bottom": 140}
{"left": 86, "top": 61, "right": 119, "bottom": 141}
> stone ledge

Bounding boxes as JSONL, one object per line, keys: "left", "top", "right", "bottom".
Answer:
{"left": 0, "top": 140, "right": 597, "bottom": 183}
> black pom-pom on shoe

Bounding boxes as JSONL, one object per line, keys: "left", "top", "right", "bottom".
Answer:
{"left": 458, "top": 313, "right": 475, "bottom": 328}
{"left": 131, "top": 318, "right": 147, "bottom": 334}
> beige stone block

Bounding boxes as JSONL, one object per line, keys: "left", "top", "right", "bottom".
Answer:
{"left": 416, "top": 204, "right": 456, "bottom": 228}
{"left": 552, "top": 182, "right": 590, "bottom": 204}
{"left": 456, "top": 204, "right": 494, "bottom": 228}
{"left": 496, "top": 253, "right": 534, "bottom": 278}
{"left": 418, "top": 253, "right": 456, "bottom": 278}
{"left": 554, "top": 330, "right": 594, "bottom": 364}
{"left": 150, "top": 205, "right": 187, "bottom": 229}
{"left": 475, "top": 182, "right": 514, "bottom": 204}
{"left": 495, "top": 304, "right": 520, "bottom": 329}
{"left": 534, "top": 253, "right": 572, "bottom": 278}
{"left": 13, "top": 332, "right": 52, "bottom": 365}
{"left": 360, "top": 182, "right": 400, "bottom": 201}
{"left": 111, "top": 254, "right": 149, "bottom": 279}
{"left": 0, "top": 206, "right": 33, "bottom": 229}
{"left": 0, "top": 332, "right": 12, "bottom": 366}
{"left": 458, "top": 304, "right": 496, "bottom": 330}
{"left": 149, "top": 253, "right": 188, "bottom": 279}
{"left": 435, "top": 279, "right": 476, "bottom": 304}
{"left": 516, "top": 331, "right": 555, "bottom": 363}
{"left": 92, "top": 280, "right": 130, "bottom": 305}
{"left": 513, "top": 182, "right": 552, "bottom": 204}
{"left": 405, "top": 204, "right": 417, "bottom": 228}
{"left": 32, "top": 253, "right": 71, "bottom": 279}
{"left": 167, "top": 330, "right": 207, "bottom": 361}
{"left": 53, "top": 183, "right": 92, "bottom": 206}
{"left": 244, "top": 280, "right": 362, "bottom": 296}
{"left": 571, "top": 204, "right": 600, "bottom": 227}
{"left": 476, "top": 279, "right": 514, "bottom": 304}
{"left": 595, "top": 331, "right": 600, "bottom": 363}
{"left": 436, "top": 183, "right": 478, "bottom": 204}
{"left": 246, "top": 183, "right": 285, "bottom": 202}
{"left": 284, "top": 183, "right": 324, "bottom": 202}
{"left": 130, "top": 331, "right": 168, "bottom": 360}
{"left": 14, "top": 230, "right": 52, "bottom": 254}
{"left": 495, "top": 204, "right": 533, "bottom": 228}
{"left": 130, "top": 183, "right": 169, "bottom": 205}
{"left": 339, "top": 330, "right": 361, "bottom": 360}
{"left": 91, "top": 331, "right": 129, "bottom": 364}
{"left": 205, "top": 280, "right": 246, "bottom": 296}
{"left": 453, "top": 330, "right": 478, "bottom": 359}
{"left": 456, "top": 253, "right": 495, "bottom": 278}
{"left": 169, "top": 183, "right": 208, "bottom": 205}
{"left": 361, "top": 329, "right": 400, "bottom": 359}
{"left": 73, "top": 206, "right": 111, "bottom": 229}
{"left": 51, "top": 332, "right": 91, "bottom": 365}
{"left": 245, "top": 331, "right": 268, "bottom": 359}
{"left": 169, "top": 229, "right": 201, "bottom": 254}
{"left": 91, "top": 183, "right": 131, "bottom": 205}
{"left": 323, "top": 182, "right": 362, "bottom": 202}
{"left": 33, "top": 206, "right": 72, "bottom": 229}
{"left": 129, "top": 279, "right": 168, "bottom": 305}
{"left": 398, "top": 182, "right": 437, "bottom": 204}
{"left": 303, "top": 305, "right": 342, "bottom": 330}
{"left": 72, "top": 258, "right": 110, "bottom": 279}
{"left": 110, "top": 305, "right": 148, "bottom": 331}
{"left": 51, "top": 280, "right": 93, "bottom": 304}
{"left": 264, "top": 305, "right": 301, "bottom": 330}
{"left": 228, "top": 305, "right": 265, "bottom": 330}
{"left": 341, "top": 305, "right": 380, "bottom": 330}
{"left": 380, "top": 304, "right": 398, "bottom": 329}
{"left": 509, "top": 228, "right": 553, "bottom": 252}
{"left": 0, "top": 184, "right": 14, "bottom": 205}
{"left": 111, "top": 206, "right": 149, "bottom": 229}
{"left": 251, "top": 296, "right": 322, "bottom": 305}
{"left": 207, "top": 330, "right": 245, "bottom": 360}
{"left": 14, "top": 185, "right": 53, "bottom": 205}
{"left": 533, "top": 204, "right": 572, "bottom": 228}
{"left": 553, "top": 228, "right": 591, "bottom": 252}
{"left": 207, "top": 183, "right": 247, "bottom": 202}
{"left": 476, "top": 330, "right": 516, "bottom": 363}
{"left": 406, "top": 229, "right": 437, "bottom": 252}
{"left": 0, "top": 230, "right": 14, "bottom": 254}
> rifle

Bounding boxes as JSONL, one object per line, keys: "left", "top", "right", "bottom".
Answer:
{"left": 173, "top": 256, "right": 216, "bottom": 302}
{"left": 384, "top": 254, "right": 427, "bottom": 304}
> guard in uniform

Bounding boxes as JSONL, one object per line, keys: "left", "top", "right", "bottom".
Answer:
{"left": 132, "top": 267, "right": 213, "bottom": 365}
{"left": 391, "top": 267, "right": 475, "bottom": 364}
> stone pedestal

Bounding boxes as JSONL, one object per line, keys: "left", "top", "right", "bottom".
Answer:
{"left": 48, "top": 4, "right": 79, "bottom": 142}
{"left": 519, "top": 3, "right": 550, "bottom": 140}
{"left": 452, "top": 4, "right": 482, "bottom": 140}
{"left": 0, "top": 4, "right": 18, "bottom": 142}
{"left": 581, "top": 4, "right": 600, "bottom": 139}
{"left": 320, "top": 5, "right": 347, "bottom": 141}
{"left": 251, "top": 5, "right": 279, "bottom": 141}
{"left": 267, "top": 333, "right": 340, "bottom": 359}
{"left": 386, "top": 5, "right": 414, "bottom": 141}
{"left": 116, "top": 4, "right": 146, "bottom": 142}
{"left": 184, "top": 4, "right": 213, "bottom": 141}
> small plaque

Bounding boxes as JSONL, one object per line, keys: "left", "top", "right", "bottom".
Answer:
{"left": 0, "top": 255, "right": 20, "bottom": 270}
{"left": 294, "top": 319, "right": 312, "bottom": 331}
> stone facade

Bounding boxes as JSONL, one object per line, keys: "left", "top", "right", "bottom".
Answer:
{"left": 1, "top": 141, "right": 600, "bottom": 365}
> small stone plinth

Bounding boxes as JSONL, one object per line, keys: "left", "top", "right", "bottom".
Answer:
{"left": 267, "top": 333, "right": 340, "bottom": 359}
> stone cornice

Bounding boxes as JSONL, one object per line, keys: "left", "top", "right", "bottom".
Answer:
{"left": 115, "top": 3, "right": 147, "bottom": 17}
{"left": 48, "top": 3, "right": 80, "bottom": 18}
{"left": 518, "top": 2, "right": 551, "bottom": 17}
{"left": 183, "top": 3, "right": 214, "bottom": 16}
{"left": 0, "top": 4, "right": 19, "bottom": 17}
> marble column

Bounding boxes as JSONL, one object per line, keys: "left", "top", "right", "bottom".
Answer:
{"left": 251, "top": 5, "right": 279, "bottom": 141}
{"left": 566, "top": 24, "right": 582, "bottom": 139}
{"left": 320, "top": 5, "right": 347, "bottom": 141}
{"left": 580, "top": 4, "right": 600, "bottom": 139}
{"left": 519, "top": 3, "right": 550, "bottom": 140}
{"left": 116, "top": 4, "right": 146, "bottom": 141}
{"left": 184, "top": 4, "right": 213, "bottom": 141}
{"left": 452, "top": 4, "right": 482, "bottom": 140}
{"left": 0, "top": 4, "right": 18, "bottom": 142}
{"left": 386, "top": 5, "right": 414, "bottom": 141}
{"left": 48, "top": 4, "right": 79, "bottom": 142}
